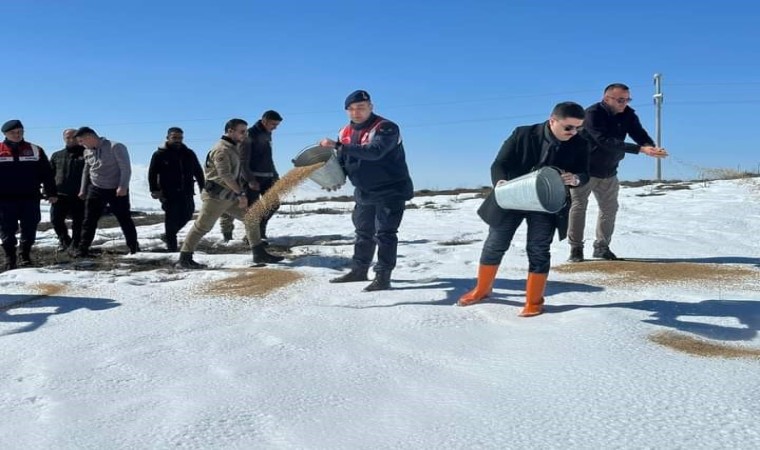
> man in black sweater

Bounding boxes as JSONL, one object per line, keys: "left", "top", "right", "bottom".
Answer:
{"left": 148, "top": 127, "right": 205, "bottom": 252}
{"left": 49, "top": 128, "right": 86, "bottom": 251}
{"left": 567, "top": 83, "right": 668, "bottom": 262}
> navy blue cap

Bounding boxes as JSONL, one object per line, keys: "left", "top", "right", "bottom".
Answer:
{"left": 1, "top": 119, "right": 23, "bottom": 133}
{"left": 344, "top": 90, "right": 371, "bottom": 109}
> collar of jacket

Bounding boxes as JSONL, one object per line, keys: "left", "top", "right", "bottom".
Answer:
{"left": 350, "top": 113, "right": 378, "bottom": 131}
{"left": 220, "top": 136, "right": 237, "bottom": 145}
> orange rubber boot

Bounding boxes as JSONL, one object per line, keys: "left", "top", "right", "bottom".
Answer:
{"left": 519, "top": 272, "right": 547, "bottom": 317}
{"left": 458, "top": 264, "right": 499, "bottom": 306}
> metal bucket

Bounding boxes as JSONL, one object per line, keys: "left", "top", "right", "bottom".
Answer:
{"left": 292, "top": 145, "right": 346, "bottom": 189}
{"left": 494, "top": 166, "right": 567, "bottom": 213}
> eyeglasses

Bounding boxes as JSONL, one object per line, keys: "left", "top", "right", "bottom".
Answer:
{"left": 563, "top": 124, "right": 583, "bottom": 132}
{"left": 607, "top": 96, "right": 633, "bottom": 105}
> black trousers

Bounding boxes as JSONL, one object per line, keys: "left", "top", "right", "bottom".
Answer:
{"left": 351, "top": 199, "right": 406, "bottom": 274}
{"left": 161, "top": 194, "right": 195, "bottom": 238}
{"left": 479, "top": 211, "right": 556, "bottom": 273}
{"left": 80, "top": 186, "right": 138, "bottom": 251}
{"left": 0, "top": 199, "right": 40, "bottom": 251}
{"left": 50, "top": 195, "right": 85, "bottom": 246}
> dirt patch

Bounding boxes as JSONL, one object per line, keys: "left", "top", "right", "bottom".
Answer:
{"left": 649, "top": 331, "right": 760, "bottom": 359}
{"left": 200, "top": 268, "right": 302, "bottom": 298}
{"left": 554, "top": 261, "right": 759, "bottom": 288}
{"left": 31, "top": 283, "right": 66, "bottom": 296}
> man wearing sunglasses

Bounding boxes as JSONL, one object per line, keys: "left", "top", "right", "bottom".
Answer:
{"left": 567, "top": 83, "right": 668, "bottom": 262}
{"left": 458, "top": 102, "right": 589, "bottom": 317}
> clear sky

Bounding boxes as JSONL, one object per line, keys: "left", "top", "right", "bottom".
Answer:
{"left": 5, "top": 0, "right": 760, "bottom": 189}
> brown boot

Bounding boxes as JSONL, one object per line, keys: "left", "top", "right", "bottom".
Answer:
{"left": 457, "top": 264, "right": 499, "bottom": 306}
{"left": 519, "top": 272, "right": 547, "bottom": 317}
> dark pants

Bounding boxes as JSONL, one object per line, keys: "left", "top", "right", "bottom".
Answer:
{"left": 161, "top": 194, "right": 195, "bottom": 239}
{"left": 351, "top": 199, "right": 406, "bottom": 274}
{"left": 80, "top": 186, "right": 138, "bottom": 252}
{"left": 50, "top": 195, "right": 85, "bottom": 246}
{"left": 480, "top": 211, "right": 556, "bottom": 274}
{"left": 0, "top": 199, "right": 40, "bottom": 252}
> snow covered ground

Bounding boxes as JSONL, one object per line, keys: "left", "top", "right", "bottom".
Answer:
{"left": 1, "top": 175, "right": 759, "bottom": 449}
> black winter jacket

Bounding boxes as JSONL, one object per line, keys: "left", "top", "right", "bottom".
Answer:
{"left": 336, "top": 113, "right": 414, "bottom": 204}
{"left": 49, "top": 145, "right": 85, "bottom": 197}
{"left": 0, "top": 139, "right": 57, "bottom": 200}
{"left": 477, "top": 122, "right": 589, "bottom": 240}
{"left": 147, "top": 143, "right": 205, "bottom": 198}
{"left": 582, "top": 102, "right": 654, "bottom": 178}
{"left": 243, "top": 121, "right": 278, "bottom": 180}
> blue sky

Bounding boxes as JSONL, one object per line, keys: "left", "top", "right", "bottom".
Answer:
{"left": 5, "top": 0, "right": 760, "bottom": 189}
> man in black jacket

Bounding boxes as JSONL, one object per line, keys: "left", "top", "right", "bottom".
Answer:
{"left": 219, "top": 110, "right": 282, "bottom": 243}
{"left": 148, "top": 127, "right": 205, "bottom": 252}
{"left": 49, "top": 128, "right": 86, "bottom": 251}
{"left": 458, "top": 102, "right": 589, "bottom": 317}
{"left": 567, "top": 83, "right": 668, "bottom": 262}
{"left": 320, "top": 90, "right": 414, "bottom": 292}
{"left": 0, "top": 120, "right": 57, "bottom": 269}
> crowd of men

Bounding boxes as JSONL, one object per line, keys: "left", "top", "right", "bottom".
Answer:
{"left": 1, "top": 84, "right": 667, "bottom": 309}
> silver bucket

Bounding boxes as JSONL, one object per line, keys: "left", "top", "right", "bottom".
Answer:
{"left": 494, "top": 166, "right": 567, "bottom": 213}
{"left": 292, "top": 145, "right": 346, "bottom": 189}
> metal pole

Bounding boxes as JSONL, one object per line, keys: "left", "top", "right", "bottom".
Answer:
{"left": 653, "top": 73, "right": 663, "bottom": 181}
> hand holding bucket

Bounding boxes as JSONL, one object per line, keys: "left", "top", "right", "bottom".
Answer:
{"left": 292, "top": 144, "right": 347, "bottom": 190}
{"left": 494, "top": 166, "right": 567, "bottom": 213}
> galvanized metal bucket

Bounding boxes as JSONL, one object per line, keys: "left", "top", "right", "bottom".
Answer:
{"left": 292, "top": 145, "right": 346, "bottom": 189}
{"left": 494, "top": 166, "right": 567, "bottom": 213}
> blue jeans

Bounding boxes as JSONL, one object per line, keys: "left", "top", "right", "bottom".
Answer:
{"left": 479, "top": 211, "right": 556, "bottom": 274}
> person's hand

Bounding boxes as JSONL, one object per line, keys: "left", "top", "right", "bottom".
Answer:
{"left": 320, "top": 138, "right": 337, "bottom": 148}
{"left": 237, "top": 195, "right": 248, "bottom": 208}
{"left": 641, "top": 146, "right": 668, "bottom": 158}
{"left": 48, "top": 196, "right": 58, "bottom": 204}
{"left": 248, "top": 180, "right": 260, "bottom": 191}
{"left": 495, "top": 180, "right": 508, "bottom": 187}
{"left": 560, "top": 172, "right": 581, "bottom": 186}
{"left": 150, "top": 190, "right": 161, "bottom": 199}
{"left": 78, "top": 191, "right": 86, "bottom": 200}
{"left": 116, "top": 186, "right": 128, "bottom": 197}
{"left": 323, "top": 183, "right": 345, "bottom": 192}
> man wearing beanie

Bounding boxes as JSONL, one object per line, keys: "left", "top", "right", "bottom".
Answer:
{"left": 220, "top": 109, "right": 284, "bottom": 243}
{"left": 0, "top": 119, "right": 58, "bottom": 270}
{"left": 74, "top": 126, "right": 139, "bottom": 257}
{"left": 320, "top": 90, "right": 414, "bottom": 291}
{"left": 49, "top": 129, "right": 86, "bottom": 252}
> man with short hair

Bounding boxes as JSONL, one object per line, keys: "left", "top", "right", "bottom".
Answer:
{"left": 177, "top": 119, "right": 283, "bottom": 269}
{"left": 0, "top": 120, "right": 57, "bottom": 269}
{"left": 74, "top": 126, "right": 139, "bottom": 257}
{"left": 148, "top": 127, "right": 205, "bottom": 252}
{"left": 567, "top": 83, "right": 668, "bottom": 262}
{"left": 49, "top": 128, "right": 86, "bottom": 251}
{"left": 458, "top": 102, "right": 590, "bottom": 317}
{"left": 220, "top": 110, "right": 283, "bottom": 243}
{"left": 320, "top": 90, "right": 414, "bottom": 291}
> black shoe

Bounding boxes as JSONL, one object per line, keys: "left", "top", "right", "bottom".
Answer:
{"left": 128, "top": 243, "right": 140, "bottom": 255}
{"left": 363, "top": 272, "right": 391, "bottom": 292}
{"left": 222, "top": 231, "right": 233, "bottom": 243}
{"left": 4, "top": 253, "right": 17, "bottom": 270}
{"left": 252, "top": 244, "right": 284, "bottom": 264}
{"left": 73, "top": 247, "right": 91, "bottom": 258}
{"left": 18, "top": 252, "right": 32, "bottom": 267}
{"left": 593, "top": 247, "right": 619, "bottom": 260}
{"left": 177, "top": 251, "right": 207, "bottom": 269}
{"left": 330, "top": 269, "right": 369, "bottom": 283}
{"left": 57, "top": 236, "right": 72, "bottom": 252}
{"left": 568, "top": 247, "right": 584, "bottom": 262}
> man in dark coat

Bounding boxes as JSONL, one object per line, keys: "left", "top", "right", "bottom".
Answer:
{"left": 49, "top": 128, "right": 86, "bottom": 251}
{"left": 458, "top": 102, "right": 589, "bottom": 317}
{"left": 220, "top": 110, "right": 283, "bottom": 243}
{"left": 567, "top": 83, "right": 668, "bottom": 262}
{"left": 0, "top": 119, "right": 58, "bottom": 270}
{"left": 320, "top": 90, "right": 414, "bottom": 291}
{"left": 148, "top": 127, "right": 205, "bottom": 252}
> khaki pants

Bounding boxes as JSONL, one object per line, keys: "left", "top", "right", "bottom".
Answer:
{"left": 567, "top": 176, "right": 619, "bottom": 250}
{"left": 180, "top": 192, "right": 260, "bottom": 252}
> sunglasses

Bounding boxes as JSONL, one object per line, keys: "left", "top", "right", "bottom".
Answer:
{"left": 562, "top": 124, "right": 583, "bottom": 132}
{"left": 607, "top": 96, "right": 633, "bottom": 105}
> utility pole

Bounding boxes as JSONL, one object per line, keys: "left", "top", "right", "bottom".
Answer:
{"left": 653, "top": 73, "right": 663, "bottom": 181}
